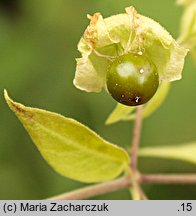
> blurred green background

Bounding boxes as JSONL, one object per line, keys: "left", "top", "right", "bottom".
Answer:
{"left": 0, "top": 0, "right": 196, "bottom": 200}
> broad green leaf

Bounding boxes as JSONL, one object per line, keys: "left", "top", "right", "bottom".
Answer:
{"left": 105, "top": 103, "right": 135, "bottom": 125}
{"left": 4, "top": 90, "right": 129, "bottom": 183}
{"left": 139, "top": 142, "right": 196, "bottom": 165}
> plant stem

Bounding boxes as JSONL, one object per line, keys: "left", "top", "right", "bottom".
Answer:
{"left": 136, "top": 184, "right": 148, "bottom": 200}
{"left": 140, "top": 174, "right": 196, "bottom": 184}
{"left": 47, "top": 176, "right": 131, "bottom": 200}
{"left": 129, "top": 186, "right": 141, "bottom": 200}
{"left": 130, "top": 183, "right": 148, "bottom": 200}
{"left": 131, "top": 106, "right": 143, "bottom": 172}
{"left": 129, "top": 107, "right": 145, "bottom": 200}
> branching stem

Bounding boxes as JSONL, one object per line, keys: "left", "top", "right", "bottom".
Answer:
{"left": 47, "top": 173, "right": 196, "bottom": 200}
{"left": 46, "top": 103, "right": 196, "bottom": 200}
{"left": 136, "top": 184, "right": 148, "bottom": 200}
{"left": 48, "top": 176, "right": 131, "bottom": 200}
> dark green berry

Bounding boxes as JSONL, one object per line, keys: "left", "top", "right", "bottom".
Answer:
{"left": 106, "top": 53, "right": 159, "bottom": 106}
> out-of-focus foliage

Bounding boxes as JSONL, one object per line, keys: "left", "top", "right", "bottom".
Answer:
{"left": 0, "top": 0, "right": 196, "bottom": 200}
{"left": 178, "top": 1, "right": 196, "bottom": 62}
{"left": 139, "top": 142, "right": 196, "bottom": 165}
{"left": 177, "top": 0, "right": 196, "bottom": 6}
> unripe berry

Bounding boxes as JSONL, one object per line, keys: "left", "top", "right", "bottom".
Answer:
{"left": 106, "top": 53, "right": 159, "bottom": 106}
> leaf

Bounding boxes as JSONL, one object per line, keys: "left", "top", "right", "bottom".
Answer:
{"left": 139, "top": 142, "right": 196, "bottom": 165}
{"left": 178, "top": 1, "right": 196, "bottom": 51}
{"left": 4, "top": 90, "right": 129, "bottom": 183}
{"left": 140, "top": 81, "right": 170, "bottom": 118}
{"left": 105, "top": 103, "right": 135, "bottom": 125}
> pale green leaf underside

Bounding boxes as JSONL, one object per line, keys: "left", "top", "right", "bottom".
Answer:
{"left": 139, "top": 142, "right": 196, "bottom": 165}
{"left": 4, "top": 90, "right": 129, "bottom": 183}
{"left": 125, "top": 81, "right": 170, "bottom": 120}
{"left": 105, "top": 103, "right": 136, "bottom": 125}
{"left": 142, "top": 82, "right": 170, "bottom": 118}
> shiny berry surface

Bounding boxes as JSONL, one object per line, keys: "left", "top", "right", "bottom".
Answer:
{"left": 106, "top": 53, "right": 159, "bottom": 106}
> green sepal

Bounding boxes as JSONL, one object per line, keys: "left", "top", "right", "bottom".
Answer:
{"left": 74, "top": 7, "right": 188, "bottom": 93}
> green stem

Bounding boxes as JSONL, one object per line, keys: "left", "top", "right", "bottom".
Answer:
{"left": 129, "top": 182, "right": 148, "bottom": 200}
{"left": 129, "top": 186, "right": 141, "bottom": 200}
{"left": 136, "top": 184, "right": 148, "bottom": 200}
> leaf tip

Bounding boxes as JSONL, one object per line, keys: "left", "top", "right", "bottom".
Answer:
{"left": 105, "top": 115, "right": 120, "bottom": 125}
{"left": 105, "top": 112, "right": 120, "bottom": 125}
{"left": 4, "top": 90, "right": 27, "bottom": 116}
{"left": 105, "top": 118, "right": 113, "bottom": 125}
{"left": 4, "top": 89, "right": 12, "bottom": 108}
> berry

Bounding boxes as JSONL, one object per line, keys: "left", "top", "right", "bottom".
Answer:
{"left": 106, "top": 53, "right": 159, "bottom": 106}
